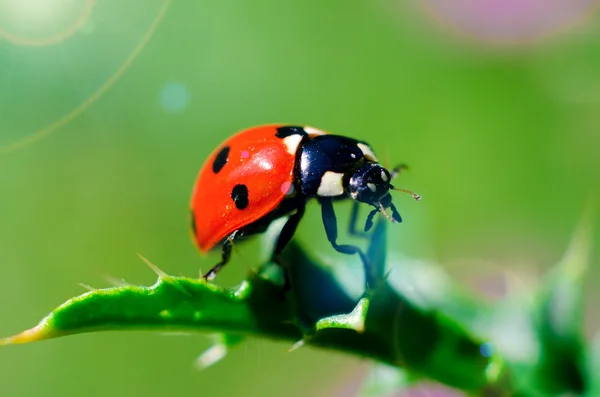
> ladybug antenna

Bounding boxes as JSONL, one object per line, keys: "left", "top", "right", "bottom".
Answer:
{"left": 390, "top": 186, "right": 422, "bottom": 202}
{"left": 387, "top": 163, "right": 421, "bottom": 201}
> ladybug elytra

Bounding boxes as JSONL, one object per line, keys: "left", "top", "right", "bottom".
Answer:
{"left": 190, "top": 125, "right": 420, "bottom": 287}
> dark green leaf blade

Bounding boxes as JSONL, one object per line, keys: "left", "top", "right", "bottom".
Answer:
{"left": 1, "top": 274, "right": 300, "bottom": 346}
{"left": 530, "top": 202, "right": 595, "bottom": 395}
{"left": 587, "top": 331, "right": 600, "bottom": 396}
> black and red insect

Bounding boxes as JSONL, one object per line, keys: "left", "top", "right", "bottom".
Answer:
{"left": 190, "top": 124, "right": 420, "bottom": 286}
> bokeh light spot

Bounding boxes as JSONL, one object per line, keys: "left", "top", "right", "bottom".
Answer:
{"left": 281, "top": 181, "right": 294, "bottom": 195}
{"left": 420, "top": 0, "right": 599, "bottom": 45}
{"left": 0, "top": 0, "right": 173, "bottom": 154}
{"left": 160, "top": 82, "right": 190, "bottom": 113}
{"left": 0, "top": 0, "right": 94, "bottom": 46}
{"left": 480, "top": 342, "right": 494, "bottom": 357}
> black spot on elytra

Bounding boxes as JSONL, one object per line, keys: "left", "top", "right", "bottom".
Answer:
{"left": 231, "top": 184, "right": 249, "bottom": 210}
{"left": 212, "top": 146, "right": 230, "bottom": 173}
{"left": 275, "top": 126, "right": 307, "bottom": 139}
{"left": 190, "top": 210, "right": 197, "bottom": 237}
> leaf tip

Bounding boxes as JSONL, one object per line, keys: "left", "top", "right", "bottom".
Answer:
{"left": 1, "top": 324, "right": 53, "bottom": 346}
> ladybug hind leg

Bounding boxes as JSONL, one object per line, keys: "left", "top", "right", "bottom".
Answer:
{"left": 319, "top": 198, "right": 374, "bottom": 289}
{"left": 203, "top": 230, "right": 239, "bottom": 280}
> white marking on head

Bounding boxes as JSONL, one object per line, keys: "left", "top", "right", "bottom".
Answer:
{"left": 317, "top": 171, "right": 344, "bottom": 197}
{"left": 357, "top": 143, "right": 378, "bottom": 162}
{"left": 367, "top": 183, "right": 376, "bottom": 192}
{"left": 283, "top": 134, "right": 303, "bottom": 155}
{"left": 304, "top": 126, "right": 326, "bottom": 136}
{"left": 381, "top": 170, "right": 388, "bottom": 182}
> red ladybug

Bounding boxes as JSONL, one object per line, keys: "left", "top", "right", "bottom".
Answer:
{"left": 190, "top": 125, "right": 419, "bottom": 286}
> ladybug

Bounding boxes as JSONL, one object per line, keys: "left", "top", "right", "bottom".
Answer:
{"left": 190, "top": 125, "right": 420, "bottom": 287}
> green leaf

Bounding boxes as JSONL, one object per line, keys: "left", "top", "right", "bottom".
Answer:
{"left": 1, "top": 216, "right": 505, "bottom": 395}
{"left": 587, "top": 331, "right": 600, "bottom": 396}
{"left": 471, "top": 202, "right": 596, "bottom": 396}
{"left": 1, "top": 265, "right": 497, "bottom": 393}
{"left": 0, "top": 270, "right": 300, "bottom": 346}
{"left": 528, "top": 201, "right": 595, "bottom": 395}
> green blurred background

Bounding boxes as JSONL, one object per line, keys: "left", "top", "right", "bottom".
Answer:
{"left": 1, "top": 0, "right": 599, "bottom": 396}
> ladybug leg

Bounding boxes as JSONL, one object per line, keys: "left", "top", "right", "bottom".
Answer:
{"left": 203, "top": 230, "right": 239, "bottom": 281}
{"left": 348, "top": 202, "right": 368, "bottom": 238}
{"left": 319, "top": 198, "right": 374, "bottom": 289}
{"left": 348, "top": 202, "right": 379, "bottom": 238}
{"left": 273, "top": 202, "right": 307, "bottom": 258}
{"left": 271, "top": 202, "right": 307, "bottom": 294}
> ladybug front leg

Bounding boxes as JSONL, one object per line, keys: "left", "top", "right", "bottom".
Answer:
{"left": 348, "top": 201, "right": 369, "bottom": 238}
{"left": 319, "top": 198, "right": 374, "bottom": 289}
{"left": 203, "top": 230, "right": 239, "bottom": 280}
{"left": 348, "top": 201, "right": 381, "bottom": 238}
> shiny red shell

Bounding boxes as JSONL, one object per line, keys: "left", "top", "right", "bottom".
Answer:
{"left": 190, "top": 125, "right": 298, "bottom": 252}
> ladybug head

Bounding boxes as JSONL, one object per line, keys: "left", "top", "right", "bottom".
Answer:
{"left": 347, "top": 163, "right": 420, "bottom": 232}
